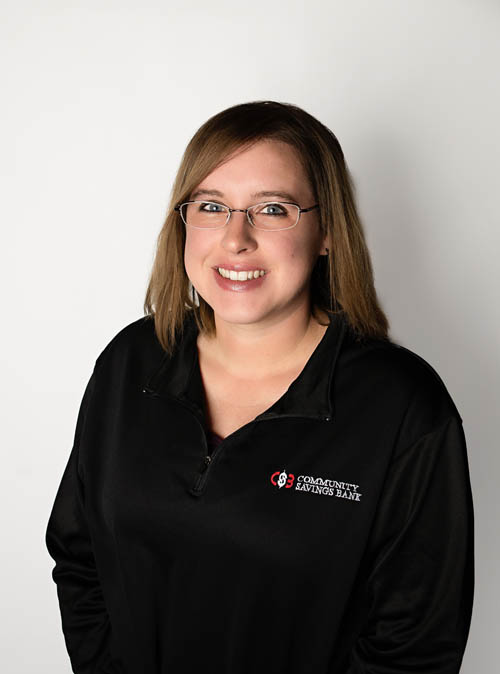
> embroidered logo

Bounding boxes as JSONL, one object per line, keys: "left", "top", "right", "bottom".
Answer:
{"left": 270, "top": 469, "right": 362, "bottom": 502}
{"left": 270, "top": 469, "right": 295, "bottom": 489}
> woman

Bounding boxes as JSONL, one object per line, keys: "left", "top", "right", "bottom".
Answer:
{"left": 45, "top": 101, "right": 474, "bottom": 673}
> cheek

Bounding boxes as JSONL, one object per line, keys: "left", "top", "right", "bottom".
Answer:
{"left": 183, "top": 236, "right": 202, "bottom": 284}
{"left": 281, "top": 235, "right": 318, "bottom": 269}
{"left": 184, "top": 232, "right": 208, "bottom": 269}
{"left": 183, "top": 230, "right": 197, "bottom": 257}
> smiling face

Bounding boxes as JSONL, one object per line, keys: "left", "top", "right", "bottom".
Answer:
{"left": 183, "top": 139, "right": 327, "bottom": 329}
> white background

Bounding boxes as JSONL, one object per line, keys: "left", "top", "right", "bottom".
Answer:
{"left": 1, "top": 1, "right": 498, "bottom": 671}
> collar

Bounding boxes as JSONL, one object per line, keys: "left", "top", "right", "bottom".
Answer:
{"left": 142, "top": 311, "right": 347, "bottom": 425}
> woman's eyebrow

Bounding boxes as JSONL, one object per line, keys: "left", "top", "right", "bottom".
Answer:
{"left": 190, "top": 189, "right": 224, "bottom": 199}
{"left": 190, "top": 189, "right": 299, "bottom": 202}
{"left": 252, "top": 190, "right": 299, "bottom": 202}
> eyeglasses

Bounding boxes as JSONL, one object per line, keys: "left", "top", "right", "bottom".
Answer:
{"left": 174, "top": 200, "right": 319, "bottom": 231}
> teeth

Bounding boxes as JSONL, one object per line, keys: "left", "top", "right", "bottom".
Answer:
{"left": 217, "top": 268, "right": 266, "bottom": 281}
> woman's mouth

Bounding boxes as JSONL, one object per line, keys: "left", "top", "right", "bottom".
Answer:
{"left": 212, "top": 267, "right": 268, "bottom": 292}
{"left": 215, "top": 267, "right": 267, "bottom": 281}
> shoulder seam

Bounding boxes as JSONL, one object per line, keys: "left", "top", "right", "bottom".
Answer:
{"left": 393, "top": 343, "right": 454, "bottom": 395}
{"left": 392, "top": 414, "right": 463, "bottom": 466}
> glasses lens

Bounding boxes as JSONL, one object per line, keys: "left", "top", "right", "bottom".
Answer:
{"left": 249, "top": 202, "right": 299, "bottom": 230}
{"left": 182, "top": 201, "right": 229, "bottom": 228}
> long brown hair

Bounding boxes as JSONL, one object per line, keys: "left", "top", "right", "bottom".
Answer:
{"left": 144, "top": 100, "right": 390, "bottom": 354}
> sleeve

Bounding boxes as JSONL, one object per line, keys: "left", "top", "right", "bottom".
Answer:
{"left": 45, "top": 368, "right": 118, "bottom": 674}
{"left": 343, "top": 414, "right": 474, "bottom": 674}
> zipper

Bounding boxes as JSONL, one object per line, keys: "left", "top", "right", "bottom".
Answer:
{"left": 142, "top": 385, "right": 332, "bottom": 497}
{"left": 142, "top": 385, "right": 218, "bottom": 496}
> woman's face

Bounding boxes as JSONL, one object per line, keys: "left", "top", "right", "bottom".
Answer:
{"left": 184, "top": 139, "right": 327, "bottom": 328}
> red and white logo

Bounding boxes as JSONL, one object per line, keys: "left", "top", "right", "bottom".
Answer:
{"left": 270, "top": 469, "right": 295, "bottom": 489}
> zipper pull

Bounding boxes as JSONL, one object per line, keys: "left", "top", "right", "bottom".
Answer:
{"left": 200, "top": 455, "right": 211, "bottom": 472}
{"left": 190, "top": 455, "right": 212, "bottom": 496}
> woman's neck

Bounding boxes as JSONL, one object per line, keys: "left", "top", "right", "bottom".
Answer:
{"left": 197, "top": 309, "right": 330, "bottom": 381}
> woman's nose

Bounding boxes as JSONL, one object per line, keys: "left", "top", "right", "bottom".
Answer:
{"left": 220, "top": 210, "right": 257, "bottom": 250}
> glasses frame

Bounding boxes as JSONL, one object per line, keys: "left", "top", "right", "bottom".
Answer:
{"left": 174, "top": 200, "right": 319, "bottom": 231}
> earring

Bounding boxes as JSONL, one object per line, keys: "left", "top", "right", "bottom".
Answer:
{"left": 191, "top": 283, "right": 199, "bottom": 308}
{"left": 324, "top": 248, "right": 333, "bottom": 313}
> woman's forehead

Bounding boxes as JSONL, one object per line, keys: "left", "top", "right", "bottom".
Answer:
{"left": 194, "top": 139, "right": 312, "bottom": 198}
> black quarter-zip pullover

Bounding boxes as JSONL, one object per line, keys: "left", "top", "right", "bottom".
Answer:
{"left": 45, "top": 311, "right": 474, "bottom": 673}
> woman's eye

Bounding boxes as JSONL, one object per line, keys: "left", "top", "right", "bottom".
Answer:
{"left": 199, "top": 202, "right": 224, "bottom": 212}
{"left": 261, "top": 203, "right": 286, "bottom": 216}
